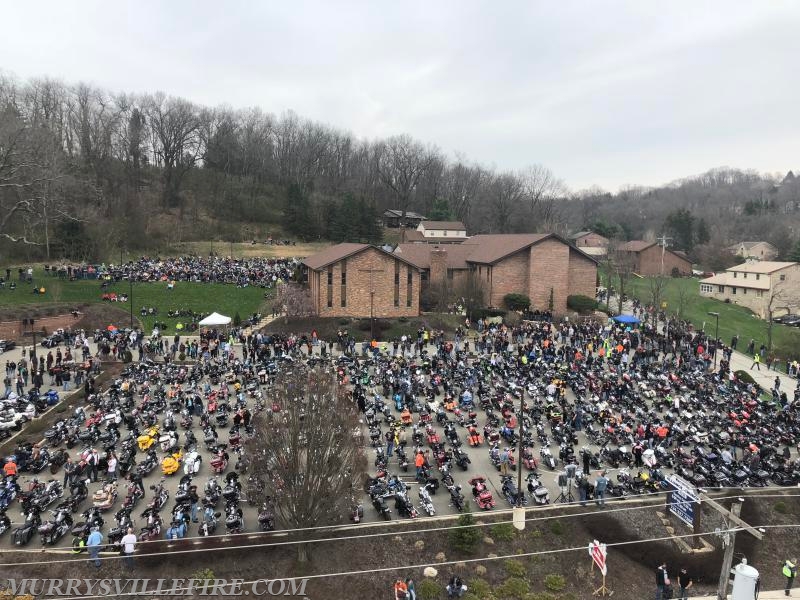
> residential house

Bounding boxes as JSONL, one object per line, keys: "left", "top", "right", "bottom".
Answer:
{"left": 568, "top": 231, "right": 609, "bottom": 257}
{"left": 396, "top": 233, "right": 597, "bottom": 313}
{"left": 699, "top": 261, "right": 800, "bottom": 319}
{"left": 382, "top": 210, "right": 426, "bottom": 229}
{"left": 302, "top": 243, "right": 420, "bottom": 318}
{"left": 617, "top": 241, "right": 692, "bottom": 276}
{"left": 403, "top": 220, "right": 469, "bottom": 244}
{"left": 727, "top": 241, "right": 778, "bottom": 261}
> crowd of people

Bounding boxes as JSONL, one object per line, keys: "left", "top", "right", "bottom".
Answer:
{"left": 33, "top": 256, "right": 300, "bottom": 288}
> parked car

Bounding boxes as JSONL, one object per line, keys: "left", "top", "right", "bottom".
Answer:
{"left": 0, "top": 340, "right": 15, "bottom": 353}
{"left": 41, "top": 333, "right": 64, "bottom": 348}
{"left": 774, "top": 314, "right": 800, "bottom": 325}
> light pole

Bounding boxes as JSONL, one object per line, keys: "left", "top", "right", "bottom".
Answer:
{"left": 707, "top": 311, "right": 720, "bottom": 370}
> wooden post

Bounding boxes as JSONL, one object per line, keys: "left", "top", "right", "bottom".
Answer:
{"left": 716, "top": 502, "right": 741, "bottom": 600}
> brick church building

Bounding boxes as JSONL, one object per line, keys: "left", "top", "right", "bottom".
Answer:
{"left": 302, "top": 234, "right": 598, "bottom": 318}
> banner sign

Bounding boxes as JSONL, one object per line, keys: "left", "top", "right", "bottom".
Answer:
{"left": 588, "top": 540, "right": 607, "bottom": 576}
{"left": 666, "top": 473, "right": 699, "bottom": 528}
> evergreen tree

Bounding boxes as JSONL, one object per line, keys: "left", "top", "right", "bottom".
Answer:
{"left": 429, "top": 198, "right": 453, "bottom": 221}
{"left": 788, "top": 239, "right": 800, "bottom": 262}
{"left": 696, "top": 218, "right": 710, "bottom": 245}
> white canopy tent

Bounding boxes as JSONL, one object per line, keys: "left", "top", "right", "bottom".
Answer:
{"left": 198, "top": 312, "right": 232, "bottom": 327}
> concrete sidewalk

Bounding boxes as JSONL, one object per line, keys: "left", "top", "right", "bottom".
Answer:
{"left": 693, "top": 590, "right": 790, "bottom": 599}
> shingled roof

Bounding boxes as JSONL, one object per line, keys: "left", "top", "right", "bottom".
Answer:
{"left": 303, "top": 243, "right": 421, "bottom": 271}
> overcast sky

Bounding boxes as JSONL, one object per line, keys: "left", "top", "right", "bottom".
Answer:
{"left": 2, "top": 1, "right": 799, "bottom": 191}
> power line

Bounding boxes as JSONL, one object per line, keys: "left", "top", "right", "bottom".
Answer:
{"left": 36, "top": 524, "right": 800, "bottom": 600}
{"left": 1, "top": 490, "right": 795, "bottom": 568}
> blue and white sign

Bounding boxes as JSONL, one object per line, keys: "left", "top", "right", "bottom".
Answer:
{"left": 666, "top": 474, "right": 699, "bottom": 528}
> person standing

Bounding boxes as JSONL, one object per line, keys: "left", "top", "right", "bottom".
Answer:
{"left": 751, "top": 353, "right": 761, "bottom": 371}
{"left": 594, "top": 471, "right": 609, "bottom": 506}
{"left": 655, "top": 562, "right": 668, "bottom": 600}
{"left": 405, "top": 578, "right": 416, "bottom": 600}
{"left": 106, "top": 452, "right": 118, "bottom": 481}
{"left": 121, "top": 527, "right": 137, "bottom": 569}
{"left": 499, "top": 448, "right": 510, "bottom": 476}
{"left": 63, "top": 457, "right": 76, "bottom": 488}
{"left": 88, "top": 448, "right": 99, "bottom": 482}
{"left": 677, "top": 567, "right": 692, "bottom": 599}
{"left": 87, "top": 526, "right": 104, "bottom": 568}
{"left": 784, "top": 558, "right": 797, "bottom": 596}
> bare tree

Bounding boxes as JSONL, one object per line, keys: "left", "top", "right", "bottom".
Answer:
{"left": 246, "top": 366, "right": 364, "bottom": 562}
{"left": 765, "top": 281, "right": 792, "bottom": 352}
{"left": 607, "top": 240, "right": 635, "bottom": 314}
{"left": 144, "top": 93, "right": 201, "bottom": 208}
{"left": 519, "top": 164, "right": 566, "bottom": 230}
{"left": 486, "top": 172, "right": 525, "bottom": 233}
{"left": 648, "top": 276, "right": 667, "bottom": 317}
{"left": 275, "top": 281, "right": 314, "bottom": 319}
{"left": 374, "top": 134, "right": 437, "bottom": 220}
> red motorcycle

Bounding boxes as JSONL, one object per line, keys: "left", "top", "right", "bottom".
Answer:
{"left": 469, "top": 476, "right": 495, "bottom": 510}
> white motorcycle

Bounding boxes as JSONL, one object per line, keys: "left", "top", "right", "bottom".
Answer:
{"left": 184, "top": 450, "right": 202, "bottom": 475}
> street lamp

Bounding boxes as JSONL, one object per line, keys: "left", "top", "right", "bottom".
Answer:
{"left": 707, "top": 311, "right": 720, "bottom": 370}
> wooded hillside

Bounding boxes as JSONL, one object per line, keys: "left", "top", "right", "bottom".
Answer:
{"left": 2, "top": 73, "right": 798, "bottom": 266}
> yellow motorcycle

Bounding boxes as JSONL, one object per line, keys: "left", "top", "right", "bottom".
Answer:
{"left": 161, "top": 449, "right": 183, "bottom": 476}
{"left": 137, "top": 426, "right": 159, "bottom": 452}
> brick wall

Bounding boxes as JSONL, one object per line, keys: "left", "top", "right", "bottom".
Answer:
{"left": 430, "top": 249, "right": 448, "bottom": 283}
{"left": 0, "top": 314, "right": 81, "bottom": 342}
{"left": 311, "top": 248, "right": 420, "bottom": 318}
{"left": 529, "top": 239, "right": 570, "bottom": 311}
{"left": 487, "top": 251, "right": 530, "bottom": 307}
{"left": 637, "top": 245, "right": 692, "bottom": 276}
{"left": 568, "top": 249, "right": 598, "bottom": 301}
{"left": 575, "top": 233, "right": 608, "bottom": 248}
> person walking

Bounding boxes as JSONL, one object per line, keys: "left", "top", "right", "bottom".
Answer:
{"left": 751, "top": 353, "right": 761, "bottom": 371}
{"left": 121, "top": 527, "right": 137, "bottom": 569}
{"left": 405, "top": 578, "right": 417, "bottom": 600}
{"left": 784, "top": 558, "right": 797, "bottom": 596}
{"left": 677, "top": 567, "right": 693, "bottom": 599}
{"left": 87, "top": 526, "right": 104, "bottom": 568}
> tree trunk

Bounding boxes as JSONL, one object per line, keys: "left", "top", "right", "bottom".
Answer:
{"left": 296, "top": 542, "right": 311, "bottom": 563}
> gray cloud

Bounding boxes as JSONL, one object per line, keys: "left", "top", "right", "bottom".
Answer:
{"left": 2, "top": 0, "right": 799, "bottom": 190}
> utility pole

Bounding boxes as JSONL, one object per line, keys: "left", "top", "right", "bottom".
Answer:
{"left": 358, "top": 267, "right": 384, "bottom": 341}
{"left": 716, "top": 502, "right": 741, "bottom": 600}
{"left": 656, "top": 235, "right": 673, "bottom": 277}
{"left": 696, "top": 494, "right": 763, "bottom": 600}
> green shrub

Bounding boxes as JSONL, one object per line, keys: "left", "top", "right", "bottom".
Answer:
{"left": 233, "top": 312, "right": 242, "bottom": 327}
{"left": 774, "top": 501, "right": 788, "bottom": 514}
{"left": 448, "top": 512, "right": 482, "bottom": 554}
{"left": 549, "top": 520, "right": 565, "bottom": 536}
{"left": 503, "top": 293, "right": 531, "bottom": 311}
{"left": 734, "top": 370, "right": 758, "bottom": 387}
{"left": 497, "top": 577, "right": 530, "bottom": 599}
{"left": 566, "top": 294, "right": 598, "bottom": 313}
{"left": 544, "top": 573, "right": 566, "bottom": 592}
{"left": 338, "top": 318, "right": 350, "bottom": 326}
{"left": 526, "top": 593, "right": 557, "bottom": 600}
{"left": 417, "top": 578, "right": 442, "bottom": 600}
{"left": 191, "top": 568, "right": 215, "bottom": 584}
{"left": 466, "top": 578, "right": 492, "bottom": 598}
{"left": 398, "top": 316, "right": 409, "bottom": 323}
{"left": 505, "top": 559, "right": 527, "bottom": 578}
{"left": 491, "top": 522, "right": 516, "bottom": 542}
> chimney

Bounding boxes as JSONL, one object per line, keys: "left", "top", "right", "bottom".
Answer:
{"left": 430, "top": 247, "right": 448, "bottom": 284}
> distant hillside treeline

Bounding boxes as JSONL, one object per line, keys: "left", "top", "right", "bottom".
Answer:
{"left": 1, "top": 73, "right": 798, "bottom": 265}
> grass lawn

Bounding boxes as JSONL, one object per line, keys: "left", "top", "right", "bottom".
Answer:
{"left": 0, "top": 270, "right": 272, "bottom": 333}
{"left": 621, "top": 275, "right": 800, "bottom": 361}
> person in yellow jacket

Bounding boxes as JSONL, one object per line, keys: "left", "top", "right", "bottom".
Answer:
{"left": 784, "top": 558, "right": 796, "bottom": 596}
{"left": 751, "top": 353, "right": 761, "bottom": 371}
